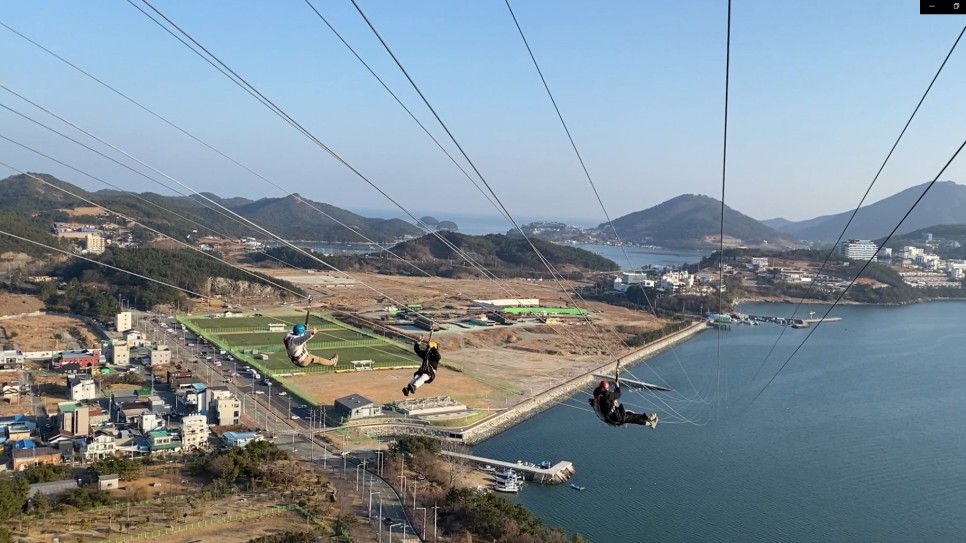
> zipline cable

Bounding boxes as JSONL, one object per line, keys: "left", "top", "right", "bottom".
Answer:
{"left": 126, "top": 0, "right": 561, "bottom": 315}
{"left": 749, "top": 22, "right": 966, "bottom": 383}
{"left": 749, "top": 136, "right": 966, "bottom": 406}
{"left": 504, "top": 0, "right": 708, "bottom": 405}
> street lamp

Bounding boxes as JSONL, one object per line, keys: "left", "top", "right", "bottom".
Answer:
{"left": 374, "top": 450, "right": 384, "bottom": 477}
{"left": 416, "top": 506, "right": 427, "bottom": 539}
{"left": 389, "top": 522, "right": 404, "bottom": 543}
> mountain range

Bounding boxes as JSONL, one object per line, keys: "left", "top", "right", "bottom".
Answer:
{"left": 0, "top": 173, "right": 423, "bottom": 244}
{"left": 4, "top": 173, "right": 966, "bottom": 253}
{"left": 762, "top": 181, "right": 966, "bottom": 242}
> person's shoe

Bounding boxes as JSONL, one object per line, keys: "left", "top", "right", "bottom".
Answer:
{"left": 646, "top": 413, "right": 659, "bottom": 429}
{"left": 402, "top": 385, "right": 410, "bottom": 397}
{"left": 328, "top": 353, "right": 339, "bottom": 366}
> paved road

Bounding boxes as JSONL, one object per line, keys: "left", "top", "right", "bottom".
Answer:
{"left": 137, "top": 310, "right": 422, "bottom": 541}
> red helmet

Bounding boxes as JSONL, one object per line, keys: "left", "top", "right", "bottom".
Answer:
{"left": 599, "top": 380, "right": 609, "bottom": 390}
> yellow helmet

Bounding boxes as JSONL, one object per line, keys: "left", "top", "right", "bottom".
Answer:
{"left": 429, "top": 341, "right": 438, "bottom": 349}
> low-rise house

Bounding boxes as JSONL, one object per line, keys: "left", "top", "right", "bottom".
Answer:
{"left": 149, "top": 346, "right": 171, "bottom": 367}
{"left": 7, "top": 422, "right": 32, "bottom": 442}
{"left": 68, "top": 375, "right": 97, "bottom": 401}
{"left": 81, "top": 430, "right": 117, "bottom": 461}
{"left": 1, "top": 350, "right": 25, "bottom": 370}
{"left": 210, "top": 396, "right": 241, "bottom": 426}
{"left": 147, "top": 429, "right": 181, "bottom": 454}
{"left": 333, "top": 394, "right": 381, "bottom": 421}
{"left": 12, "top": 446, "right": 61, "bottom": 470}
{"left": 114, "top": 401, "right": 150, "bottom": 426}
{"left": 222, "top": 431, "right": 261, "bottom": 448}
{"left": 166, "top": 370, "right": 194, "bottom": 389}
{"left": 0, "top": 414, "right": 36, "bottom": 435}
{"left": 138, "top": 412, "right": 164, "bottom": 433}
{"left": 54, "top": 349, "right": 100, "bottom": 370}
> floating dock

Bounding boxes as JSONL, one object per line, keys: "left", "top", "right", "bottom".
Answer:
{"left": 441, "top": 451, "right": 575, "bottom": 484}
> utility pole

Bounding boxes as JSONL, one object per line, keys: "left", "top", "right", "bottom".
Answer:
{"left": 433, "top": 502, "right": 439, "bottom": 543}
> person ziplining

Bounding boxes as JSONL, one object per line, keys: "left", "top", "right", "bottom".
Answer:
{"left": 283, "top": 318, "right": 339, "bottom": 368}
{"left": 403, "top": 334, "right": 440, "bottom": 397}
{"left": 590, "top": 364, "right": 658, "bottom": 429}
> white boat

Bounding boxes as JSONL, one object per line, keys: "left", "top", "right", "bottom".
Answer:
{"left": 493, "top": 478, "right": 520, "bottom": 493}
{"left": 495, "top": 468, "right": 519, "bottom": 482}
{"left": 570, "top": 483, "right": 585, "bottom": 491}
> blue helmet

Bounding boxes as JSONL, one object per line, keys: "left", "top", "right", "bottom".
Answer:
{"left": 293, "top": 324, "right": 306, "bottom": 335}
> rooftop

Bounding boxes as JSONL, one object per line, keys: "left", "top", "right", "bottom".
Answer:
{"left": 334, "top": 394, "right": 377, "bottom": 408}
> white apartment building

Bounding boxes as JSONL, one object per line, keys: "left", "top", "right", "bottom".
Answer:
{"left": 838, "top": 239, "right": 878, "bottom": 261}
{"left": 180, "top": 414, "right": 210, "bottom": 451}
{"left": 116, "top": 311, "right": 132, "bottom": 333}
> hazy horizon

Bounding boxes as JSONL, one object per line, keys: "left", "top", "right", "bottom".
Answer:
{"left": 3, "top": 1, "right": 965, "bottom": 226}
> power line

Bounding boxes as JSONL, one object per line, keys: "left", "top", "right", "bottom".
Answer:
{"left": 716, "top": 0, "right": 733, "bottom": 416}
{"left": 750, "top": 136, "right": 966, "bottom": 406}
{"left": 0, "top": 227, "right": 208, "bottom": 299}
{"left": 0, "top": 157, "right": 307, "bottom": 300}
{"left": 128, "top": 0, "right": 546, "bottom": 307}
{"left": 300, "top": 0, "right": 502, "bottom": 214}
{"left": 750, "top": 22, "right": 966, "bottom": 383}
{"left": 0, "top": 86, "right": 455, "bottom": 326}
{"left": 502, "top": 0, "right": 706, "bottom": 405}
{"left": 0, "top": 20, "right": 438, "bottom": 279}
{"left": 346, "top": 0, "right": 614, "bottom": 341}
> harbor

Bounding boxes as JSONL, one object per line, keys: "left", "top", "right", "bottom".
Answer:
{"left": 441, "top": 450, "right": 575, "bottom": 484}
{"left": 709, "top": 311, "right": 843, "bottom": 329}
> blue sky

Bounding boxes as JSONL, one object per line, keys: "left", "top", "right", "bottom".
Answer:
{"left": 1, "top": 1, "right": 965, "bottom": 227}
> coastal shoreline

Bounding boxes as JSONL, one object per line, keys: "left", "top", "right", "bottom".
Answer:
{"left": 461, "top": 320, "right": 709, "bottom": 445}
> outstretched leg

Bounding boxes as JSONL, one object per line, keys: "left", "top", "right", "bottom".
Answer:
{"left": 624, "top": 411, "right": 658, "bottom": 429}
{"left": 296, "top": 353, "right": 339, "bottom": 367}
{"left": 402, "top": 372, "right": 431, "bottom": 396}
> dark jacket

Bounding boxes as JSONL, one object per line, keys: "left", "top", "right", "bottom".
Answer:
{"left": 589, "top": 383, "right": 623, "bottom": 425}
{"left": 413, "top": 341, "right": 441, "bottom": 383}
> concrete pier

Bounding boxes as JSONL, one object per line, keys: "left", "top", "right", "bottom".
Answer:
{"left": 441, "top": 451, "right": 575, "bottom": 484}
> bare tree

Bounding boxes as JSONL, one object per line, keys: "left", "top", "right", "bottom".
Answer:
{"left": 440, "top": 440, "right": 473, "bottom": 489}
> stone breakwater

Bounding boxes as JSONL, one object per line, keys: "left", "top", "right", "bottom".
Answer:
{"left": 460, "top": 321, "right": 709, "bottom": 445}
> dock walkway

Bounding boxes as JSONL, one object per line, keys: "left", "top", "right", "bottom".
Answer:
{"left": 441, "top": 451, "right": 574, "bottom": 484}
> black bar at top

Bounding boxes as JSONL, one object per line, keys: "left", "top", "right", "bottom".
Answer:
{"left": 922, "top": 1, "right": 966, "bottom": 14}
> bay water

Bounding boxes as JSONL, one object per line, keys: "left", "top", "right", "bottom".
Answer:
{"left": 473, "top": 301, "right": 966, "bottom": 542}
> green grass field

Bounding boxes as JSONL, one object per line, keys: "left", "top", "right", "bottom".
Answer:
{"left": 257, "top": 344, "right": 416, "bottom": 372}
{"left": 181, "top": 313, "right": 418, "bottom": 375}
{"left": 213, "top": 328, "right": 359, "bottom": 347}
{"left": 186, "top": 314, "right": 332, "bottom": 332}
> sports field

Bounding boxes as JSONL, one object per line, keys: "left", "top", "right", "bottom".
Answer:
{"left": 179, "top": 313, "right": 419, "bottom": 375}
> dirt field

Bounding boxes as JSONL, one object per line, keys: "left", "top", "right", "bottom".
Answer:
{"left": 0, "top": 293, "right": 102, "bottom": 350}
{"left": 63, "top": 206, "right": 109, "bottom": 217}
{"left": 280, "top": 365, "right": 501, "bottom": 409}
{"left": 0, "top": 292, "right": 44, "bottom": 316}
{"left": 251, "top": 272, "right": 667, "bottom": 410}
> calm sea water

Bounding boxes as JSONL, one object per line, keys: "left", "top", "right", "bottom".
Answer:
{"left": 474, "top": 301, "right": 966, "bottom": 543}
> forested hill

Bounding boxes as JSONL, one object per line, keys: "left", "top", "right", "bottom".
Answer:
{"left": 249, "top": 232, "right": 619, "bottom": 278}
{"left": 605, "top": 194, "right": 799, "bottom": 249}
{"left": 386, "top": 232, "right": 619, "bottom": 274}
{"left": 0, "top": 212, "right": 68, "bottom": 257}
{"left": 0, "top": 173, "right": 423, "bottom": 243}
{"left": 54, "top": 247, "right": 302, "bottom": 308}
